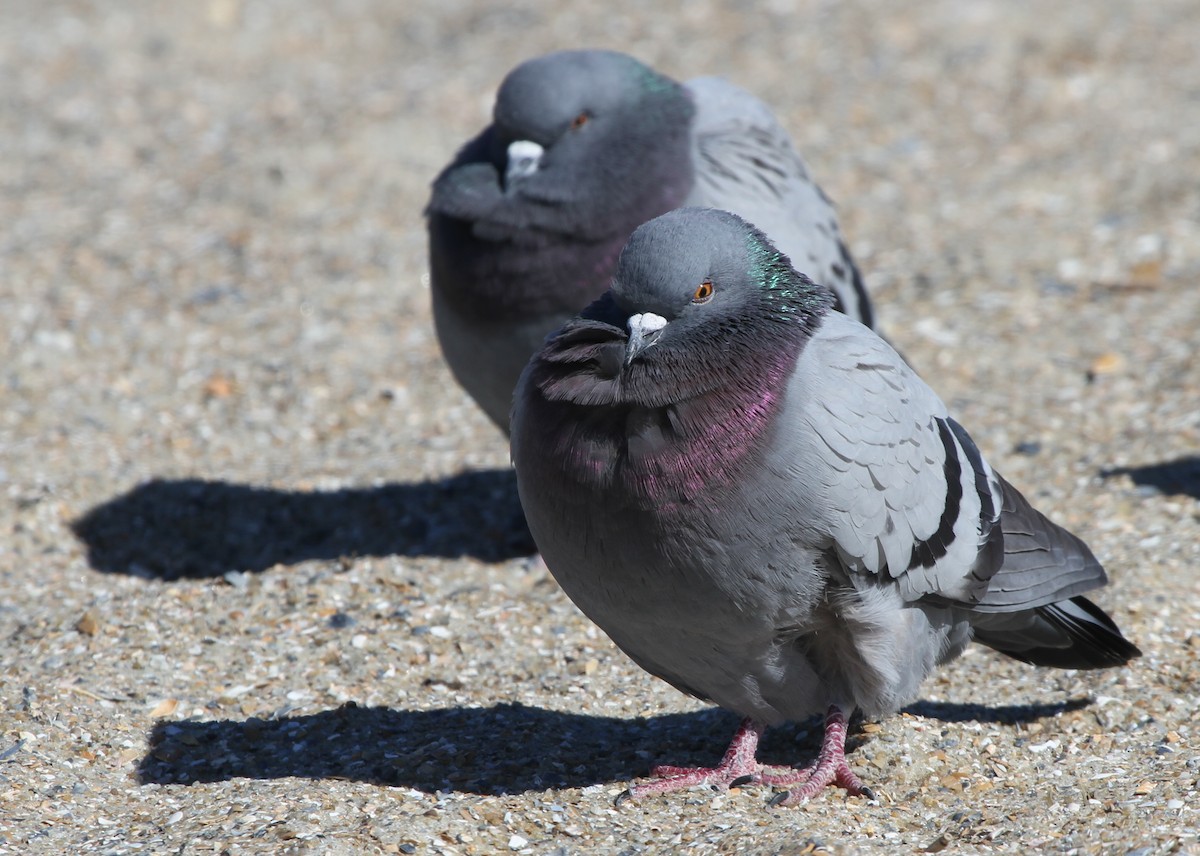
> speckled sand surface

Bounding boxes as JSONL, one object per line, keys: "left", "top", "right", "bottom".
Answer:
{"left": 2, "top": 1, "right": 1199, "bottom": 854}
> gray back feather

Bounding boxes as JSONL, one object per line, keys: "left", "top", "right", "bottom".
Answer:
{"left": 685, "top": 76, "right": 871, "bottom": 327}
{"left": 784, "top": 313, "right": 1109, "bottom": 614}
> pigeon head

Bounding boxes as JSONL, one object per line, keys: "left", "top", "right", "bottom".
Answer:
{"left": 488, "top": 50, "right": 695, "bottom": 199}
{"left": 520, "top": 208, "right": 834, "bottom": 503}
{"left": 602, "top": 207, "right": 834, "bottom": 370}
{"left": 530, "top": 208, "right": 834, "bottom": 411}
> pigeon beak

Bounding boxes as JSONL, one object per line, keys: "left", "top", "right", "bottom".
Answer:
{"left": 505, "top": 140, "right": 544, "bottom": 186}
{"left": 625, "top": 313, "right": 668, "bottom": 364}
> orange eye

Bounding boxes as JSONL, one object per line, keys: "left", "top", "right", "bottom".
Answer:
{"left": 570, "top": 112, "right": 589, "bottom": 129}
{"left": 692, "top": 281, "right": 714, "bottom": 303}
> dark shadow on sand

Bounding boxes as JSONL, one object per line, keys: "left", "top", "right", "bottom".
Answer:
{"left": 900, "top": 696, "right": 1091, "bottom": 724}
{"left": 137, "top": 697, "right": 1093, "bottom": 795}
{"left": 71, "top": 470, "right": 534, "bottom": 580}
{"left": 1101, "top": 454, "right": 1200, "bottom": 500}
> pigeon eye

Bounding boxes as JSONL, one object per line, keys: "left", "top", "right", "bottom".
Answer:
{"left": 570, "top": 112, "right": 590, "bottom": 130}
{"left": 692, "top": 281, "right": 714, "bottom": 304}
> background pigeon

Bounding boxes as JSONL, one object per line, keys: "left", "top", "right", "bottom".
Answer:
{"left": 427, "top": 49, "right": 872, "bottom": 432}
{"left": 510, "top": 207, "right": 1139, "bottom": 805}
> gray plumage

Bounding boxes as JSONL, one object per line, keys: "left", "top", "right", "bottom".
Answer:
{"left": 510, "top": 207, "right": 1138, "bottom": 802}
{"left": 427, "top": 49, "right": 871, "bottom": 432}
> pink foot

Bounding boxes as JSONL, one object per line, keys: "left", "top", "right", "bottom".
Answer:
{"left": 617, "top": 718, "right": 768, "bottom": 804}
{"left": 616, "top": 707, "right": 875, "bottom": 806}
{"left": 768, "top": 706, "right": 875, "bottom": 806}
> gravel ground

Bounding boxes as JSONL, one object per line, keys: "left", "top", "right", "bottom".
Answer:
{"left": 3, "top": 1, "right": 1199, "bottom": 853}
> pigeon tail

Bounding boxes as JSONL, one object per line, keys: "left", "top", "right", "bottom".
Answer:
{"left": 971, "top": 595, "right": 1142, "bottom": 670}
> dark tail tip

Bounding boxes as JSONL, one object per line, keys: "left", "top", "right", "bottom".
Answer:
{"left": 988, "top": 595, "right": 1141, "bottom": 670}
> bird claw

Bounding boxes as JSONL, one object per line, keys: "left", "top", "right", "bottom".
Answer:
{"left": 766, "top": 790, "right": 791, "bottom": 808}
{"left": 613, "top": 789, "right": 634, "bottom": 808}
{"left": 766, "top": 773, "right": 876, "bottom": 808}
{"left": 729, "top": 774, "right": 757, "bottom": 789}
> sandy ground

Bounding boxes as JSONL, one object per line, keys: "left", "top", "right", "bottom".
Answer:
{"left": 2, "top": 1, "right": 1199, "bottom": 853}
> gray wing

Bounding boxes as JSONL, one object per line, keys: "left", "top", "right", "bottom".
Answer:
{"left": 786, "top": 314, "right": 1135, "bottom": 668}
{"left": 787, "top": 313, "right": 1118, "bottom": 617}
{"left": 684, "top": 76, "right": 873, "bottom": 328}
{"left": 971, "top": 476, "right": 1111, "bottom": 611}
{"left": 964, "top": 479, "right": 1139, "bottom": 670}
{"left": 785, "top": 313, "right": 1004, "bottom": 605}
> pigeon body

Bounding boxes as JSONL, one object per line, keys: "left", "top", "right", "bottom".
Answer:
{"left": 427, "top": 49, "right": 870, "bottom": 431}
{"left": 510, "top": 207, "right": 1139, "bottom": 803}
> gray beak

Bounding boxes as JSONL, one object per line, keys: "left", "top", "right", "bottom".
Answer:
{"left": 625, "top": 312, "right": 668, "bottom": 364}
{"left": 505, "top": 140, "right": 544, "bottom": 186}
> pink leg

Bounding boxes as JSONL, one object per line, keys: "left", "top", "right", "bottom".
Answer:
{"left": 617, "top": 707, "right": 874, "bottom": 806}
{"left": 768, "top": 705, "right": 874, "bottom": 806}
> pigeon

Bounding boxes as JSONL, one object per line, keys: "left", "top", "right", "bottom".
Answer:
{"left": 427, "top": 49, "right": 872, "bottom": 432}
{"left": 510, "top": 207, "right": 1140, "bottom": 805}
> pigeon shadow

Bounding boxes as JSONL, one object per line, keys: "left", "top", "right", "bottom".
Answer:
{"left": 138, "top": 702, "right": 738, "bottom": 793}
{"left": 136, "top": 697, "right": 1092, "bottom": 794}
{"left": 1101, "top": 455, "right": 1200, "bottom": 500}
{"left": 70, "top": 471, "right": 535, "bottom": 580}
{"left": 900, "top": 697, "right": 1091, "bottom": 724}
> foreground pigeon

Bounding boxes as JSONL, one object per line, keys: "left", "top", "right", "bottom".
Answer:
{"left": 428, "top": 49, "right": 872, "bottom": 432}
{"left": 510, "top": 207, "right": 1140, "bottom": 805}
